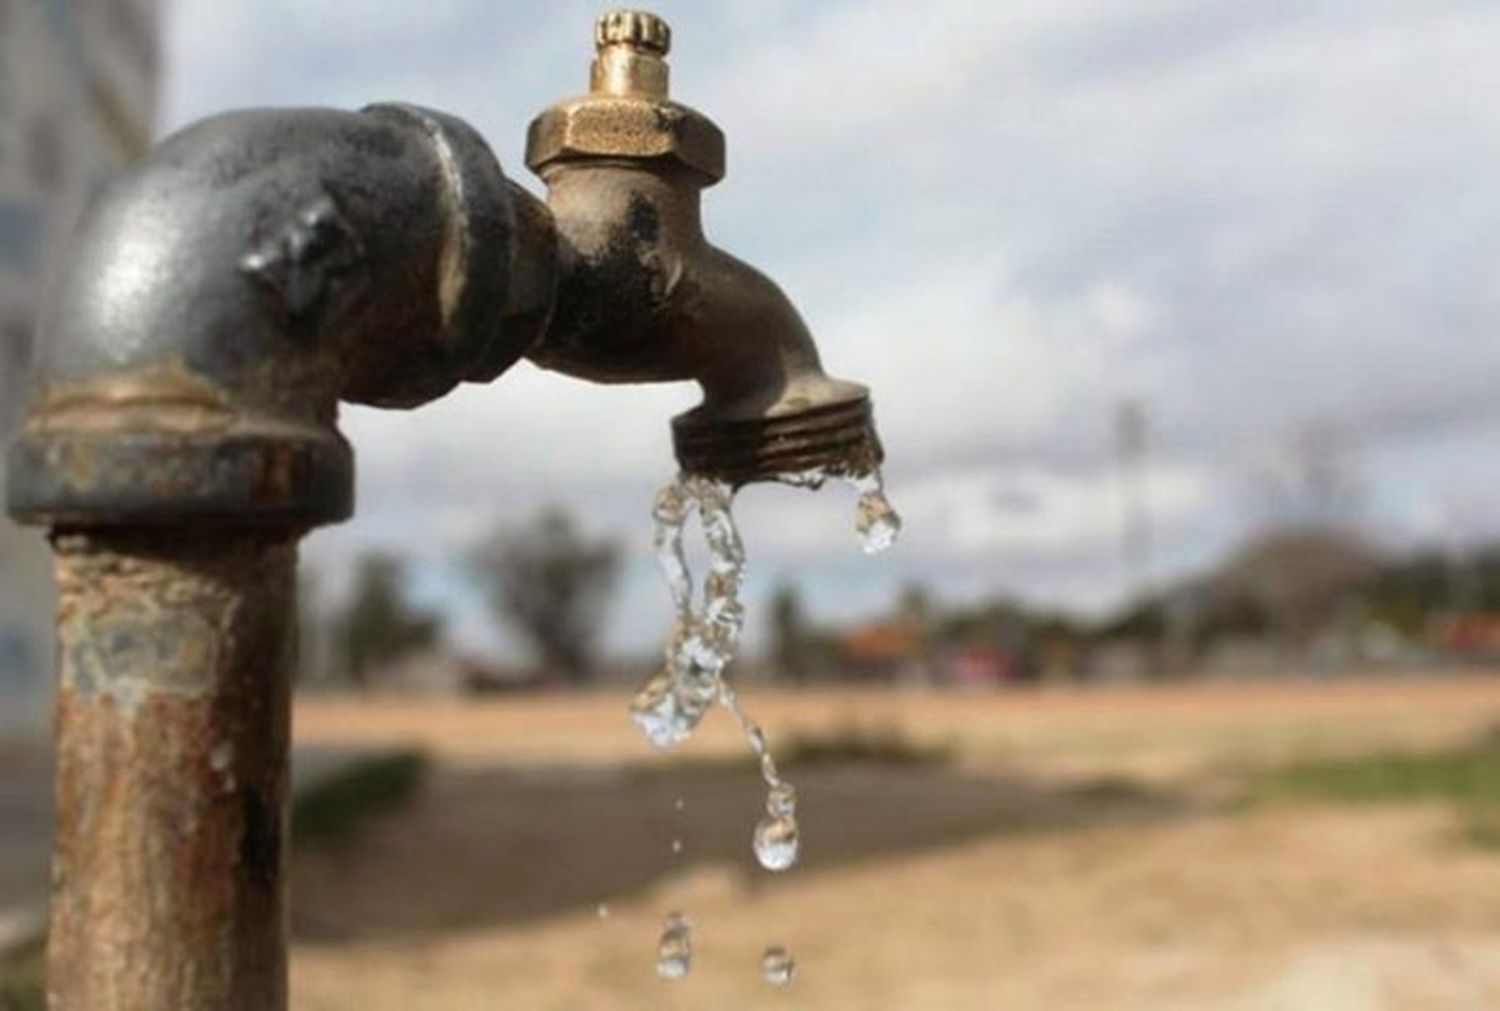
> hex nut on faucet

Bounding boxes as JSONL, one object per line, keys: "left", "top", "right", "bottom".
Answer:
{"left": 527, "top": 10, "right": 725, "bottom": 184}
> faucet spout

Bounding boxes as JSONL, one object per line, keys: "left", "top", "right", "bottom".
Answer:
{"left": 524, "top": 9, "right": 884, "bottom": 486}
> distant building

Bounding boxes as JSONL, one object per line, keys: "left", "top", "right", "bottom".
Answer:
{"left": 835, "top": 620, "right": 927, "bottom": 683}
{"left": 941, "top": 645, "right": 1014, "bottom": 688}
{"left": 1426, "top": 613, "right": 1500, "bottom": 663}
{"left": 0, "top": 0, "right": 160, "bottom": 728}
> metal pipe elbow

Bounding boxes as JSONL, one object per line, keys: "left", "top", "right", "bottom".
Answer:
{"left": 7, "top": 104, "right": 549, "bottom": 530}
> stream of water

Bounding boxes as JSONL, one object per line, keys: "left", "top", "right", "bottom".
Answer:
{"left": 637, "top": 468, "right": 900, "bottom": 984}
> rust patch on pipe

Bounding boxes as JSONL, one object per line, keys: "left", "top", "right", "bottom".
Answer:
{"left": 47, "top": 531, "right": 295, "bottom": 1010}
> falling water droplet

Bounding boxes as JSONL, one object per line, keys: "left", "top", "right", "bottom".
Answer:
{"left": 849, "top": 470, "right": 901, "bottom": 554}
{"left": 630, "top": 669, "right": 687, "bottom": 749}
{"left": 767, "top": 782, "right": 796, "bottom": 817}
{"left": 776, "top": 468, "right": 828, "bottom": 490}
{"left": 759, "top": 753, "right": 779, "bottom": 785}
{"left": 674, "top": 796, "right": 685, "bottom": 811}
{"left": 596, "top": 903, "right": 611, "bottom": 919}
{"left": 754, "top": 812, "right": 800, "bottom": 871}
{"left": 761, "top": 945, "right": 796, "bottom": 987}
{"left": 656, "top": 912, "right": 693, "bottom": 980}
{"left": 746, "top": 723, "right": 768, "bottom": 757}
{"left": 719, "top": 683, "right": 802, "bottom": 872}
{"left": 671, "top": 837, "right": 683, "bottom": 855}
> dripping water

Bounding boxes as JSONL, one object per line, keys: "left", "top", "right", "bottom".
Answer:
{"left": 655, "top": 911, "right": 693, "bottom": 980}
{"left": 633, "top": 465, "right": 900, "bottom": 980}
{"left": 850, "top": 469, "right": 902, "bottom": 554}
{"left": 761, "top": 945, "right": 796, "bottom": 987}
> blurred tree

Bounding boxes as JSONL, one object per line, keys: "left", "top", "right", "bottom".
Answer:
{"left": 938, "top": 596, "right": 1031, "bottom": 647}
{"left": 1249, "top": 418, "right": 1365, "bottom": 532}
{"left": 338, "top": 553, "right": 443, "bottom": 688}
{"left": 1364, "top": 544, "right": 1500, "bottom": 634}
{"left": 768, "top": 582, "right": 811, "bottom": 683}
{"left": 473, "top": 509, "right": 621, "bottom": 685}
{"left": 896, "top": 581, "right": 939, "bottom": 667}
{"left": 897, "top": 582, "right": 933, "bottom": 628}
{"left": 1216, "top": 524, "right": 1378, "bottom": 654}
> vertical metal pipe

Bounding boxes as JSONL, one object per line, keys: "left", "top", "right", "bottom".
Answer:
{"left": 8, "top": 99, "right": 533, "bottom": 1008}
{"left": 46, "top": 530, "right": 296, "bottom": 1010}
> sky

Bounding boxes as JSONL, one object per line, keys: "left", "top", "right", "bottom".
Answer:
{"left": 157, "top": 0, "right": 1500, "bottom": 662}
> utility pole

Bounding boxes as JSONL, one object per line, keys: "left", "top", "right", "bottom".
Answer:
{"left": 1118, "top": 398, "right": 1176, "bottom": 677}
{"left": 1116, "top": 399, "right": 1153, "bottom": 605}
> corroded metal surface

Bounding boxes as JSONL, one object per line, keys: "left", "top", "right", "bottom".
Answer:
{"left": 672, "top": 396, "right": 884, "bottom": 487}
{"left": 3, "top": 95, "right": 545, "bottom": 1011}
{"left": 527, "top": 10, "right": 723, "bottom": 181}
{"left": 596, "top": 9, "right": 671, "bottom": 55}
{"left": 525, "top": 11, "right": 886, "bottom": 484}
{"left": 48, "top": 532, "right": 295, "bottom": 1010}
{"left": 526, "top": 98, "right": 725, "bottom": 184}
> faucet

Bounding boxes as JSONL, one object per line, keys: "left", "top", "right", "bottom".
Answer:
{"left": 3, "top": 10, "right": 883, "bottom": 1010}
{"left": 524, "top": 10, "right": 883, "bottom": 484}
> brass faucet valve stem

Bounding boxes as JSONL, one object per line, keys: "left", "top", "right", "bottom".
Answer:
{"left": 591, "top": 9, "right": 671, "bottom": 99}
{"left": 526, "top": 10, "right": 724, "bottom": 184}
{"left": 522, "top": 10, "right": 887, "bottom": 486}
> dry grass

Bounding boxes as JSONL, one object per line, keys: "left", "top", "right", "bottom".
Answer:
{"left": 288, "top": 675, "right": 1500, "bottom": 1010}
{"left": 293, "top": 675, "right": 1500, "bottom": 779}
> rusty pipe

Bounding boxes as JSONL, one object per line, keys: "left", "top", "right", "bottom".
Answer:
{"left": 6, "top": 103, "right": 546, "bottom": 1011}
{"left": 48, "top": 531, "right": 295, "bottom": 1009}
{"left": 525, "top": 11, "right": 885, "bottom": 485}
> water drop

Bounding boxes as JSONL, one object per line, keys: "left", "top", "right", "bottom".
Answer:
{"left": 671, "top": 837, "right": 683, "bottom": 855}
{"left": 754, "top": 813, "right": 800, "bottom": 871}
{"left": 683, "top": 633, "right": 725, "bottom": 673}
{"left": 761, "top": 945, "right": 796, "bottom": 987}
{"left": 674, "top": 796, "right": 685, "bottom": 811}
{"left": 630, "top": 670, "right": 691, "bottom": 749}
{"left": 776, "top": 468, "right": 828, "bottom": 490}
{"left": 597, "top": 903, "right": 610, "bottom": 919}
{"left": 656, "top": 912, "right": 693, "bottom": 980}
{"left": 746, "top": 723, "right": 768, "bottom": 757}
{"left": 849, "top": 470, "right": 902, "bottom": 555}
{"left": 760, "top": 753, "right": 779, "bottom": 785}
{"left": 767, "top": 782, "right": 796, "bottom": 817}
{"left": 652, "top": 481, "right": 691, "bottom": 526}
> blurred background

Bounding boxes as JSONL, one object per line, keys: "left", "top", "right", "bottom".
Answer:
{"left": 4, "top": 2, "right": 1500, "bottom": 1008}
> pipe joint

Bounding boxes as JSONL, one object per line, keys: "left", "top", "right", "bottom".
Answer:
{"left": 7, "top": 103, "right": 553, "bottom": 530}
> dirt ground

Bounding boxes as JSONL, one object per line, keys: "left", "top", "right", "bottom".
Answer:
{"left": 289, "top": 675, "right": 1500, "bottom": 1009}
